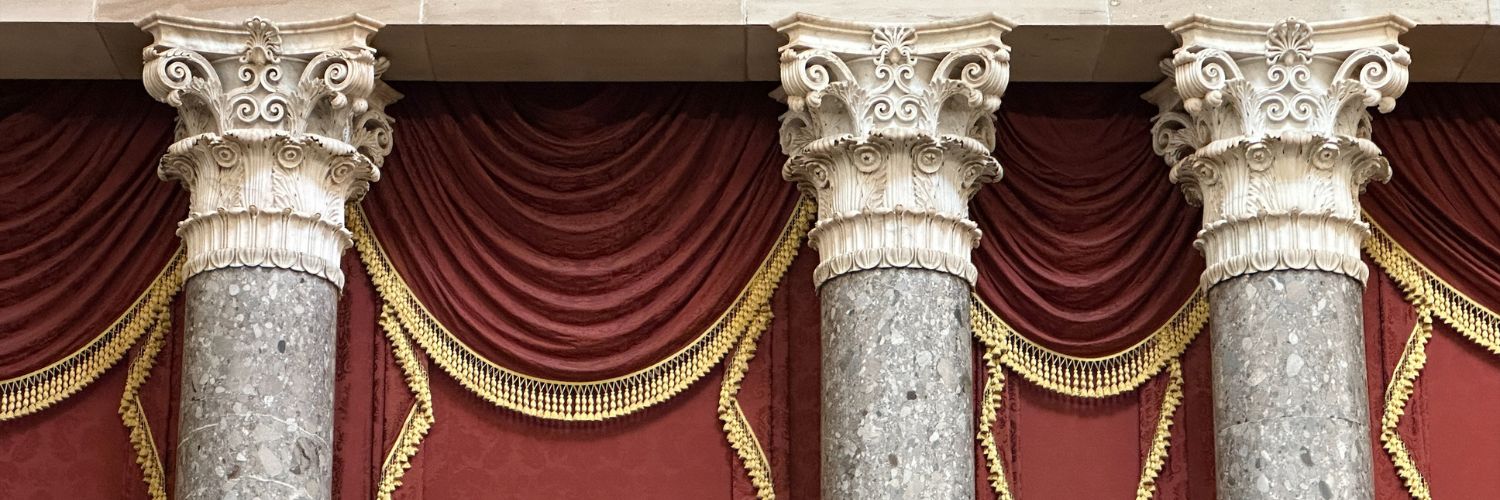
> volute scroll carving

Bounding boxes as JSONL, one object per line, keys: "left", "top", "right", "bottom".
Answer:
{"left": 1147, "top": 15, "right": 1413, "bottom": 289}
{"left": 775, "top": 13, "right": 1013, "bottom": 287}
{"left": 140, "top": 14, "right": 399, "bottom": 287}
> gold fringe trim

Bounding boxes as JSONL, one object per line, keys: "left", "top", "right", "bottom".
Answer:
{"left": 718, "top": 304, "right": 776, "bottom": 499}
{"left": 972, "top": 286, "right": 1202, "bottom": 499}
{"left": 1364, "top": 214, "right": 1500, "bottom": 500}
{"left": 971, "top": 290, "right": 1207, "bottom": 399}
{"left": 2, "top": 252, "right": 185, "bottom": 420}
{"left": 374, "top": 304, "right": 435, "bottom": 500}
{"left": 975, "top": 333, "right": 1016, "bottom": 500}
{"left": 1364, "top": 216, "right": 1500, "bottom": 355}
{"left": 1379, "top": 307, "right": 1434, "bottom": 500}
{"left": 116, "top": 251, "right": 185, "bottom": 500}
{"left": 1135, "top": 359, "right": 1184, "bottom": 500}
{"left": 348, "top": 198, "right": 813, "bottom": 421}
{"left": 119, "top": 300, "right": 175, "bottom": 500}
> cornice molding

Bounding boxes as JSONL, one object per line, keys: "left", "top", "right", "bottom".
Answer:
{"left": 1147, "top": 15, "right": 1412, "bottom": 289}
{"left": 140, "top": 15, "right": 398, "bottom": 287}
{"left": 775, "top": 13, "right": 1012, "bottom": 287}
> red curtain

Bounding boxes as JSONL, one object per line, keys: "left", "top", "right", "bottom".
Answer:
{"left": 361, "top": 82, "right": 800, "bottom": 380}
{"left": 2, "top": 81, "right": 1498, "bottom": 500}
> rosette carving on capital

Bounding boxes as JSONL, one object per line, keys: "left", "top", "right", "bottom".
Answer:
{"left": 774, "top": 13, "right": 1013, "bottom": 286}
{"left": 1146, "top": 15, "right": 1413, "bottom": 288}
{"left": 139, "top": 14, "right": 399, "bottom": 287}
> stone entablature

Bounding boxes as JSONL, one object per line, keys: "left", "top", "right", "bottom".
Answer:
{"left": 141, "top": 14, "right": 398, "bottom": 287}
{"left": 775, "top": 13, "right": 1011, "bottom": 286}
{"left": 1147, "top": 15, "right": 1412, "bottom": 289}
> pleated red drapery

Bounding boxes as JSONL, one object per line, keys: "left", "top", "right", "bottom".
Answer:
{"left": 360, "top": 82, "right": 801, "bottom": 381}
{"left": 1, "top": 80, "right": 1499, "bottom": 500}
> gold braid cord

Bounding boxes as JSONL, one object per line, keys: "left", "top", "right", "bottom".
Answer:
{"left": 1363, "top": 216, "right": 1500, "bottom": 500}
{"left": 972, "top": 289, "right": 1204, "bottom": 499}
{"left": 1, "top": 252, "right": 185, "bottom": 420}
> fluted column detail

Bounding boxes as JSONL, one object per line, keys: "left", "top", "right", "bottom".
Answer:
{"left": 776, "top": 13, "right": 1011, "bottom": 499}
{"left": 1147, "top": 15, "right": 1412, "bottom": 500}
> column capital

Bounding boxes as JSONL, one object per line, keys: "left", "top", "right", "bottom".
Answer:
{"left": 1147, "top": 15, "right": 1412, "bottom": 289}
{"left": 775, "top": 13, "right": 1012, "bottom": 287}
{"left": 140, "top": 14, "right": 398, "bottom": 288}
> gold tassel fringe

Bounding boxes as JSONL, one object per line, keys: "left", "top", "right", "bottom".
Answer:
{"left": 348, "top": 199, "right": 812, "bottom": 422}
{"left": 1379, "top": 307, "right": 1434, "bottom": 500}
{"left": 971, "top": 290, "right": 1207, "bottom": 399}
{"left": 2, "top": 251, "right": 185, "bottom": 421}
{"left": 972, "top": 286, "right": 1203, "bottom": 499}
{"left": 718, "top": 304, "right": 776, "bottom": 499}
{"left": 116, "top": 251, "right": 185, "bottom": 500}
{"left": 1135, "top": 359, "right": 1184, "bottom": 500}
{"left": 1364, "top": 217, "right": 1500, "bottom": 355}
{"left": 975, "top": 330, "right": 1016, "bottom": 500}
{"left": 374, "top": 304, "right": 435, "bottom": 500}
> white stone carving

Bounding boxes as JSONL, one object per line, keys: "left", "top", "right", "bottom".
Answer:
{"left": 775, "top": 13, "right": 1012, "bottom": 287}
{"left": 140, "top": 14, "right": 398, "bottom": 288}
{"left": 1146, "top": 15, "right": 1412, "bottom": 289}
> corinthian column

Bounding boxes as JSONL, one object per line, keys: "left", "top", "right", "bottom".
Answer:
{"left": 1147, "top": 16, "right": 1411, "bottom": 499}
{"left": 775, "top": 13, "right": 1011, "bottom": 499}
{"left": 139, "top": 14, "right": 396, "bottom": 499}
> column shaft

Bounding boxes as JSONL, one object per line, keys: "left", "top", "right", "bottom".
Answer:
{"left": 1210, "top": 270, "right": 1374, "bottom": 498}
{"left": 821, "top": 269, "right": 974, "bottom": 499}
{"left": 178, "top": 268, "right": 337, "bottom": 499}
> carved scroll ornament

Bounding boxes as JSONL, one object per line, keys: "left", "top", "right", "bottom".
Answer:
{"left": 776, "top": 13, "right": 1013, "bottom": 286}
{"left": 140, "top": 15, "right": 398, "bottom": 287}
{"left": 1148, "top": 16, "right": 1412, "bottom": 289}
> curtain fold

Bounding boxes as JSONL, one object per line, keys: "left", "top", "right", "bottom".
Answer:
{"left": 0, "top": 82, "right": 184, "bottom": 420}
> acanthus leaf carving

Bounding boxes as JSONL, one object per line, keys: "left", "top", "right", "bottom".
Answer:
{"left": 1146, "top": 15, "right": 1412, "bottom": 289}
{"left": 775, "top": 13, "right": 1012, "bottom": 286}
{"left": 139, "top": 14, "right": 397, "bottom": 287}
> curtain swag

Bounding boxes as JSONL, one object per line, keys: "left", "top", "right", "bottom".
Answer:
{"left": 972, "top": 292, "right": 1196, "bottom": 499}
{"left": 349, "top": 198, "right": 813, "bottom": 499}
{"left": 1365, "top": 215, "right": 1500, "bottom": 500}
{"left": 0, "top": 251, "right": 183, "bottom": 421}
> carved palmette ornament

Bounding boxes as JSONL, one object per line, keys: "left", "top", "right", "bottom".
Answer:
{"left": 1146, "top": 15, "right": 1412, "bottom": 289}
{"left": 140, "top": 15, "right": 399, "bottom": 287}
{"left": 775, "top": 13, "right": 1013, "bottom": 286}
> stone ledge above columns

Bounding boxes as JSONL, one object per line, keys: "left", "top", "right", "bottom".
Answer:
{"left": 142, "top": 14, "right": 398, "bottom": 287}
{"left": 1146, "top": 15, "right": 1411, "bottom": 290}
{"left": 775, "top": 13, "right": 1010, "bottom": 287}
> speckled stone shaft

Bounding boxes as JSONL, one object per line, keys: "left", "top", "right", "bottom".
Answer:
{"left": 1210, "top": 270, "right": 1374, "bottom": 500}
{"left": 820, "top": 268, "right": 974, "bottom": 499}
{"left": 176, "top": 267, "right": 337, "bottom": 500}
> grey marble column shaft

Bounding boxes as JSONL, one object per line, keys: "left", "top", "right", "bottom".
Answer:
{"left": 821, "top": 268, "right": 974, "bottom": 500}
{"left": 1210, "top": 270, "right": 1374, "bottom": 499}
{"left": 177, "top": 267, "right": 337, "bottom": 500}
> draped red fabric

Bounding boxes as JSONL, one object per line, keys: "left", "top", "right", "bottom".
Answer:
{"left": 0, "top": 81, "right": 182, "bottom": 377}
{"left": 973, "top": 84, "right": 1202, "bottom": 355}
{"left": 1361, "top": 84, "right": 1500, "bottom": 498}
{"left": 5, "top": 80, "right": 1500, "bottom": 500}
{"left": 361, "top": 82, "right": 800, "bottom": 380}
{"left": 1365, "top": 84, "right": 1500, "bottom": 308}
